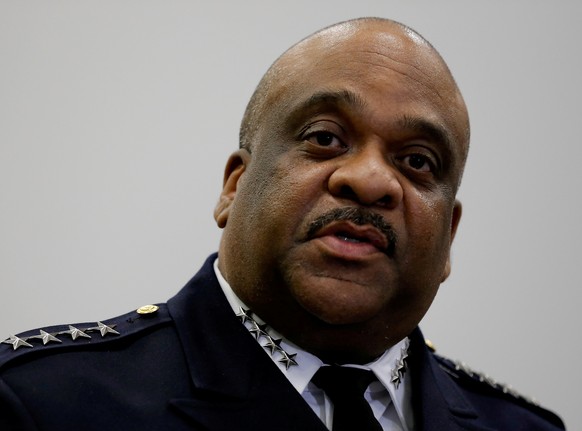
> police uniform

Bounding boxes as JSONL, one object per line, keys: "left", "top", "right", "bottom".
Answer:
{"left": 0, "top": 254, "right": 565, "bottom": 430}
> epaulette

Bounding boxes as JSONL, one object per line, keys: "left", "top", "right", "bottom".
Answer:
{"left": 434, "top": 353, "right": 547, "bottom": 410}
{"left": 0, "top": 304, "right": 170, "bottom": 369}
{"left": 422, "top": 339, "right": 564, "bottom": 428}
{"left": 433, "top": 353, "right": 565, "bottom": 428}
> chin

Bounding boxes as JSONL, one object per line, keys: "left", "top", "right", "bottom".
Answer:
{"left": 287, "top": 266, "right": 393, "bottom": 323}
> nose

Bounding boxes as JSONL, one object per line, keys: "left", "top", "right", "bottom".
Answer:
{"left": 327, "top": 143, "right": 403, "bottom": 208}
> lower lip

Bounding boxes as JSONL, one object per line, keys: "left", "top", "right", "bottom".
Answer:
{"left": 314, "top": 235, "right": 384, "bottom": 260}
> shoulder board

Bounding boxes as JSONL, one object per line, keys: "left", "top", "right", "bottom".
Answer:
{"left": 433, "top": 353, "right": 565, "bottom": 429}
{"left": 0, "top": 304, "right": 170, "bottom": 369}
{"left": 434, "top": 354, "right": 540, "bottom": 406}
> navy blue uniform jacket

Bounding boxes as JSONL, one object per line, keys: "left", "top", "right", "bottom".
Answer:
{"left": 0, "top": 254, "right": 565, "bottom": 430}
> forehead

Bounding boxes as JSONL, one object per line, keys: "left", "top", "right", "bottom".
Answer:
{"left": 279, "top": 24, "right": 445, "bottom": 93}
{"left": 262, "top": 23, "right": 469, "bottom": 151}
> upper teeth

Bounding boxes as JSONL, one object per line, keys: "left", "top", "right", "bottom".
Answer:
{"left": 337, "top": 233, "right": 363, "bottom": 243}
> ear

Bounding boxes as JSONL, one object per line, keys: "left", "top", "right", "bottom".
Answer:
{"left": 441, "top": 200, "right": 462, "bottom": 282}
{"left": 214, "top": 149, "right": 250, "bottom": 228}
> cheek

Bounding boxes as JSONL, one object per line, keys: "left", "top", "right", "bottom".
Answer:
{"left": 404, "top": 190, "right": 454, "bottom": 263}
{"left": 235, "top": 158, "right": 317, "bottom": 239}
{"left": 267, "top": 154, "right": 328, "bottom": 202}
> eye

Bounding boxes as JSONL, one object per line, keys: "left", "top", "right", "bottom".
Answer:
{"left": 305, "top": 130, "right": 342, "bottom": 147}
{"left": 402, "top": 154, "right": 434, "bottom": 172}
{"left": 298, "top": 120, "right": 348, "bottom": 157}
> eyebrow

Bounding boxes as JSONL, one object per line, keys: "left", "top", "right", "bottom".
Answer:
{"left": 396, "top": 114, "right": 454, "bottom": 155}
{"left": 301, "top": 89, "right": 368, "bottom": 111}
{"left": 286, "top": 89, "right": 368, "bottom": 128}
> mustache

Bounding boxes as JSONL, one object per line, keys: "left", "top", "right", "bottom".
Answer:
{"left": 306, "top": 207, "right": 397, "bottom": 257}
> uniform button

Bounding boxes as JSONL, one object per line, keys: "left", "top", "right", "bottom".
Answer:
{"left": 136, "top": 305, "right": 159, "bottom": 315}
{"left": 425, "top": 339, "right": 436, "bottom": 352}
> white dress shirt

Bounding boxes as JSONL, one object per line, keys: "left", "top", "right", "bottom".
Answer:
{"left": 214, "top": 259, "right": 414, "bottom": 431}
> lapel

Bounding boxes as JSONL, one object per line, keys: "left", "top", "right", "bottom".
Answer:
{"left": 409, "top": 328, "right": 495, "bottom": 431}
{"left": 166, "top": 254, "right": 327, "bottom": 431}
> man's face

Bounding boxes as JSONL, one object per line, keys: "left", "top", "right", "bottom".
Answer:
{"left": 216, "top": 22, "right": 469, "bottom": 363}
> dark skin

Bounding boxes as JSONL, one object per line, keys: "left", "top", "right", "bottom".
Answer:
{"left": 214, "top": 20, "right": 469, "bottom": 364}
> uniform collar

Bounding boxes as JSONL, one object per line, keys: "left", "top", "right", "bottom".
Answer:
{"left": 167, "top": 254, "right": 328, "bottom": 431}
{"left": 213, "top": 258, "right": 323, "bottom": 395}
{"left": 167, "top": 254, "right": 493, "bottom": 431}
{"left": 213, "top": 258, "right": 414, "bottom": 429}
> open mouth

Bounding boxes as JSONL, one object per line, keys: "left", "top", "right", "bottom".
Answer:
{"left": 312, "top": 221, "right": 390, "bottom": 254}
{"left": 335, "top": 231, "right": 370, "bottom": 243}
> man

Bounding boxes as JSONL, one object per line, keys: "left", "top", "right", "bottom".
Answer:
{"left": 0, "top": 18, "right": 564, "bottom": 430}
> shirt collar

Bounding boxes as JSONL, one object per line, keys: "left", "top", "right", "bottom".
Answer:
{"left": 213, "top": 258, "right": 413, "bottom": 429}
{"left": 214, "top": 258, "right": 323, "bottom": 394}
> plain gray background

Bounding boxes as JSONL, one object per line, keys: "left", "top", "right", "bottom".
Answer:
{"left": 1, "top": 1, "right": 580, "bottom": 428}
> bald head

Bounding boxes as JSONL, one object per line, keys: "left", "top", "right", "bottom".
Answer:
{"left": 216, "top": 17, "right": 470, "bottom": 363}
{"left": 240, "top": 18, "right": 469, "bottom": 167}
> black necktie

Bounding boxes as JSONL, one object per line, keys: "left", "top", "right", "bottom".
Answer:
{"left": 312, "top": 366, "right": 383, "bottom": 431}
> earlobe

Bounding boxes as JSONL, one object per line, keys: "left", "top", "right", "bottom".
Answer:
{"left": 214, "top": 196, "right": 231, "bottom": 229}
{"left": 214, "top": 149, "right": 250, "bottom": 228}
{"left": 441, "top": 200, "right": 462, "bottom": 282}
